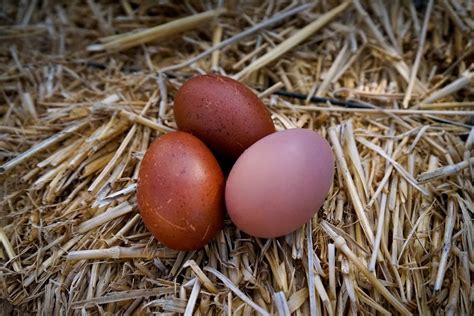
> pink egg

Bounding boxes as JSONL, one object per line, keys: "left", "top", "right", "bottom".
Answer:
{"left": 225, "top": 128, "right": 334, "bottom": 238}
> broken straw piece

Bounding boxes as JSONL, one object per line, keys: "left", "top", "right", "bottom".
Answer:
{"left": 417, "top": 157, "right": 474, "bottom": 183}
{"left": 87, "top": 9, "right": 224, "bottom": 52}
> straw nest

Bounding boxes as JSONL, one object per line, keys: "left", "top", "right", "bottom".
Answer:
{"left": 1, "top": 1, "right": 473, "bottom": 315}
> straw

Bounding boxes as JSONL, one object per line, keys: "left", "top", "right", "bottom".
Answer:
{"left": 417, "top": 157, "right": 474, "bottom": 183}
{"left": 1, "top": 1, "right": 473, "bottom": 314}
{"left": 159, "top": 3, "right": 313, "bottom": 72}
{"left": 402, "top": 0, "right": 433, "bottom": 108}
{"left": 234, "top": 1, "right": 352, "bottom": 80}
{"left": 87, "top": 9, "right": 224, "bottom": 52}
{"left": 0, "top": 120, "right": 89, "bottom": 173}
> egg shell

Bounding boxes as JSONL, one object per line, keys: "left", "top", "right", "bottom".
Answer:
{"left": 137, "top": 131, "right": 225, "bottom": 250}
{"left": 174, "top": 74, "right": 275, "bottom": 161}
{"left": 225, "top": 128, "right": 334, "bottom": 238}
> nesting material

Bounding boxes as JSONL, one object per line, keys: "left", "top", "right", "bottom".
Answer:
{"left": 1, "top": 1, "right": 473, "bottom": 315}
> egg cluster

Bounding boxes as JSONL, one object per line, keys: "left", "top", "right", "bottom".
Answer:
{"left": 137, "top": 75, "right": 334, "bottom": 250}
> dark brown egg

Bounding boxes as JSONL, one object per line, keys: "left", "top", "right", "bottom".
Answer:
{"left": 137, "top": 131, "right": 225, "bottom": 251}
{"left": 174, "top": 74, "right": 275, "bottom": 161}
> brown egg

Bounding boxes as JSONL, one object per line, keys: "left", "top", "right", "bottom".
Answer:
{"left": 137, "top": 131, "right": 225, "bottom": 251}
{"left": 225, "top": 129, "right": 334, "bottom": 238}
{"left": 174, "top": 74, "right": 275, "bottom": 161}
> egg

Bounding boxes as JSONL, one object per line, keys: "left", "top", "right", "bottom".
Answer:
{"left": 174, "top": 74, "right": 275, "bottom": 161}
{"left": 225, "top": 128, "right": 334, "bottom": 238}
{"left": 137, "top": 131, "right": 225, "bottom": 250}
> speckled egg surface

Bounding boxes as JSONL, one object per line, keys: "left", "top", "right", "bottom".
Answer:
{"left": 225, "top": 128, "right": 334, "bottom": 238}
{"left": 137, "top": 131, "right": 225, "bottom": 250}
{"left": 174, "top": 74, "right": 275, "bottom": 161}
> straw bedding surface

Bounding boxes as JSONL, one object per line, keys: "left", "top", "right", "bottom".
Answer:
{"left": 1, "top": 1, "right": 473, "bottom": 315}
